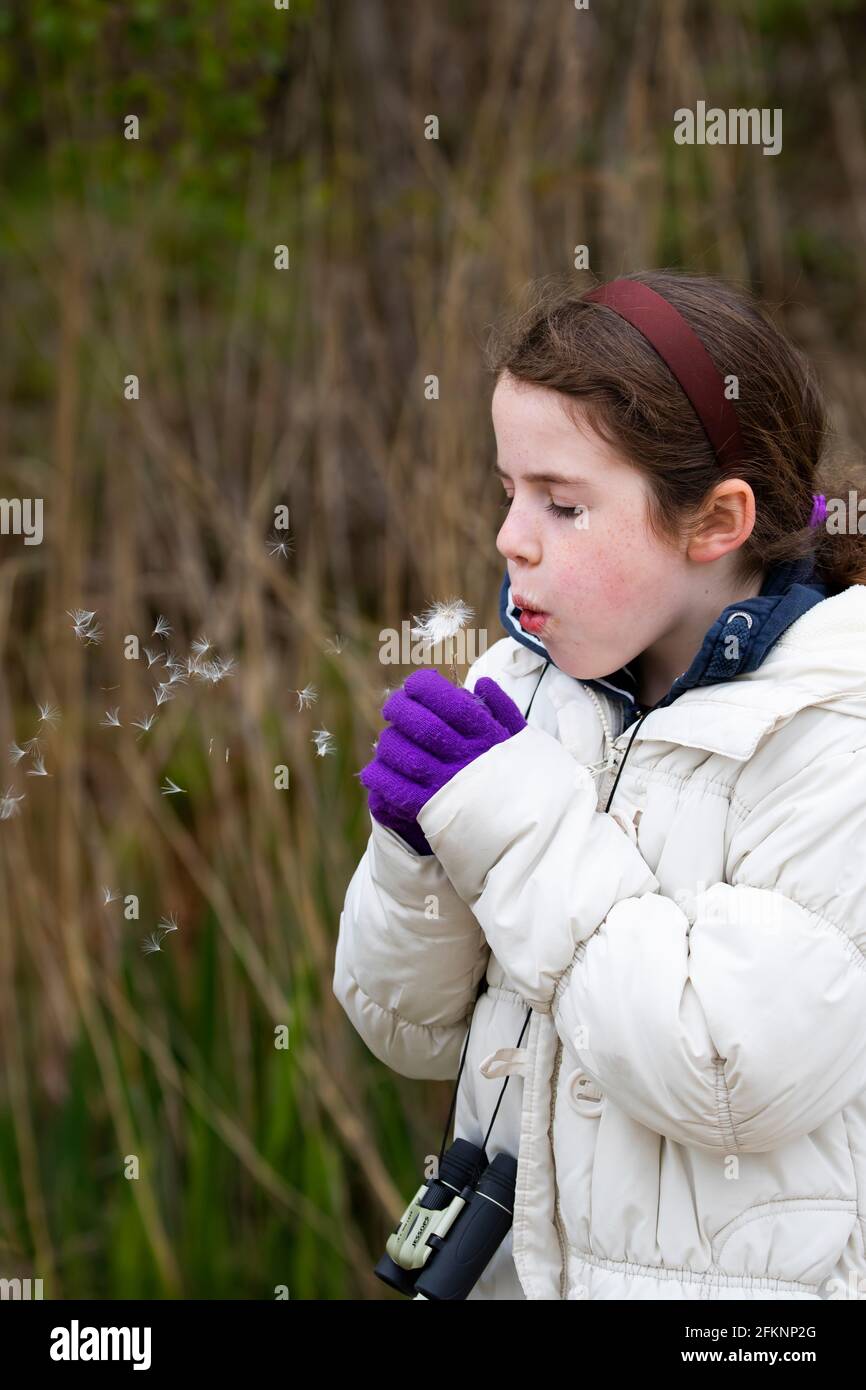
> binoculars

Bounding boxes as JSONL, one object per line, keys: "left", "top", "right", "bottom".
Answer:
{"left": 374, "top": 1137, "right": 518, "bottom": 1300}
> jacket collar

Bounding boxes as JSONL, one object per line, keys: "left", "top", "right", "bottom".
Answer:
{"left": 500, "top": 557, "right": 829, "bottom": 713}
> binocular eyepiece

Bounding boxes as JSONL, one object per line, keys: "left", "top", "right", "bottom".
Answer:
{"left": 374, "top": 1137, "right": 517, "bottom": 1300}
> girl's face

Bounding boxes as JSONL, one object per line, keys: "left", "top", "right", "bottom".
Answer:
{"left": 492, "top": 370, "right": 694, "bottom": 682}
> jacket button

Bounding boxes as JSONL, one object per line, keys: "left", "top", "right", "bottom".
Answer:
{"left": 566, "top": 1067, "right": 605, "bottom": 1115}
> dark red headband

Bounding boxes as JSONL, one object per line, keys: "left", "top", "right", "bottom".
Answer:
{"left": 582, "top": 278, "right": 745, "bottom": 470}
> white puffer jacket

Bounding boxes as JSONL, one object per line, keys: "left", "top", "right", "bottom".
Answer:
{"left": 334, "top": 581, "right": 866, "bottom": 1300}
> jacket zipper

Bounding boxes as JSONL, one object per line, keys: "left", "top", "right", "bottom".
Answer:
{"left": 549, "top": 722, "right": 630, "bottom": 1298}
{"left": 600, "top": 742, "right": 626, "bottom": 808}
{"left": 550, "top": 714, "right": 632, "bottom": 1298}
{"left": 549, "top": 1033, "right": 569, "bottom": 1299}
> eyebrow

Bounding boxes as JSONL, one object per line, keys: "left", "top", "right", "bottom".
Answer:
{"left": 492, "top": 460, "right": 592, "bottom": 487}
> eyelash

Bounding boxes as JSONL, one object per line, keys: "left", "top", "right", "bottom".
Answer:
{"left": 499, "top": 497, "right": 580, "bottom": 520}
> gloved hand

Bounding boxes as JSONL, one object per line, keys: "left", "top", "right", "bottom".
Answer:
{"left": 359, "top": 669, "right": 527, "bottom": 854}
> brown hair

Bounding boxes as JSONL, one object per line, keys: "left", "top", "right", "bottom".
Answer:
{"left": 484, "top": 269, "right": 866, "bottom": 593}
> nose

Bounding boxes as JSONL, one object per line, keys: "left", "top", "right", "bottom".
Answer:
{"left": 496, "top": 497, "right": 542, "bottom": 567}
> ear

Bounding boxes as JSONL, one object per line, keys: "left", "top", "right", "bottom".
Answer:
{"left": 685, "top": 478, "right": 757, "bottom": 565}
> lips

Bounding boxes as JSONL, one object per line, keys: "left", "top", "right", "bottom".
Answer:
{"left": 513, "top": 591, "right": 550, "bottom": 635}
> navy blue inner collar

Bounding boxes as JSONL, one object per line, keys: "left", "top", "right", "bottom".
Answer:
{"left": 498, "top": 556, "right": 830, "bottom": 717}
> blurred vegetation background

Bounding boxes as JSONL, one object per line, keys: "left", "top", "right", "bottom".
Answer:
{"left": 1, "top": 0, "right": 865, "bottom": 1299}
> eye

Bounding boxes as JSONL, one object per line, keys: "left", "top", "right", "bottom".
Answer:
{"left": 498, "top": 495, "right": 586, "bottom": 519}
{"left": 546, "top": 500, "right": 579, "bottom": 519}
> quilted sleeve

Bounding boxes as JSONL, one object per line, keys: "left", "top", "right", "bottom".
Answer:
{"left": 332, "top": 648, "right": 500, "bottom": 1081}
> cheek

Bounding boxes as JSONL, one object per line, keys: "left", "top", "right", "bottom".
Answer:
{"left": 551, "top": 517, "right": 667, "bottom": 610}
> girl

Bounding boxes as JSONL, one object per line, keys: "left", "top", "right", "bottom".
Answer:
{"left": 334, "top": 269, "right": 866, "bottom": 1301}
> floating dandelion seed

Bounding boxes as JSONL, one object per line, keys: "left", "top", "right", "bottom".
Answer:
{"left": 27, "top": 754, "right": 50, "bottom": 776}
{"left": 100, "top": 708, "right": 122, "bottom": 728}
{"left": 0, "top": 787, "right": 25, "bottom": 819}
{"left": 208, "top": 737, "right": 214, "bottom": 756}
{"left": 131, "top": 714, "right": 156, "bottom": 737}
{"left": 167, "top": 668, "right": 189, "bottom": 687}
{"left": 9, "top": 742, "right": 27, "bottom": 765}
{"left": 154, "top": 684, "right": 175, "bottom": 707}
{"left": 37, "top": 701, "right": 61, "bottom": 727}
{"left": 67, "top": 608, "right": 101, "bottom": 644}
{"left": 23, "top": 737, "right": 41, "bottom": 756}
{"left": 152, "top": 615, "right": 173, "bottom": 639}
{"left": 67, "top": 608, "right": 96, "bottom": 630}
{"left": 294, "top": 684, "right": 318, "bottom": 711}
{"left": 410, "top": 598, "right": 474, "bottom": 681}
{"left": 161, "top": 777, "right": 185, "bottom": 795}
{"left": 144, "top": 647, "right": 163, "bottom": 669}
{"left": 157, "top": 912, "right": 179, "bottom": 936}
{"left": 312, "top": 728, "right": 336, "bottom": 758}
{"left": 191, "top": 635, "right": 212, "bottom": 658}
{"left": 267, "top": 529, "right": 294, "bottom": 559}
{"left": 102, "top": 886, "right": 120, "bottom": 905}
{"left": 194, "top": 654, "right": 236, "bottom": 684}
{"left": 141, "top": 932, "right": 163, "bottom": 956}
{"left": 84, "top": 623, "right": 103, "bottom": 646}
{"left": 324, "top": 635, "right": 346, "bottom": 656}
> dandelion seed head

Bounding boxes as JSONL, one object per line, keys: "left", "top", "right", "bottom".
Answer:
{"left": 410, "top": 598, "right": 474, "bottom": 645}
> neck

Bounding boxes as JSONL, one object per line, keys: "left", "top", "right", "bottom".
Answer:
{"left": 635, "top": 567, "right": 765, "bottom": 708}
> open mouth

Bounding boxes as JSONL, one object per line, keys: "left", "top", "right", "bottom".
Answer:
{"left": 513, "top": 592, "right": 550, "bottom": 635}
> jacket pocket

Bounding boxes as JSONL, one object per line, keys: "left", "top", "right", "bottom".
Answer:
{"left": 711, "top": 1198, "right": 858, "bottom": 1285}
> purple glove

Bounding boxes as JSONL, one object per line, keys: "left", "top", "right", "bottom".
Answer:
{"left": 359, "top": 670, "right": 527, "bottom": 855}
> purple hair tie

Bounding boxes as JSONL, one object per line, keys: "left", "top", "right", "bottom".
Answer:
{"left": 809, "top": 493, "right": 827, "bottom": 527}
